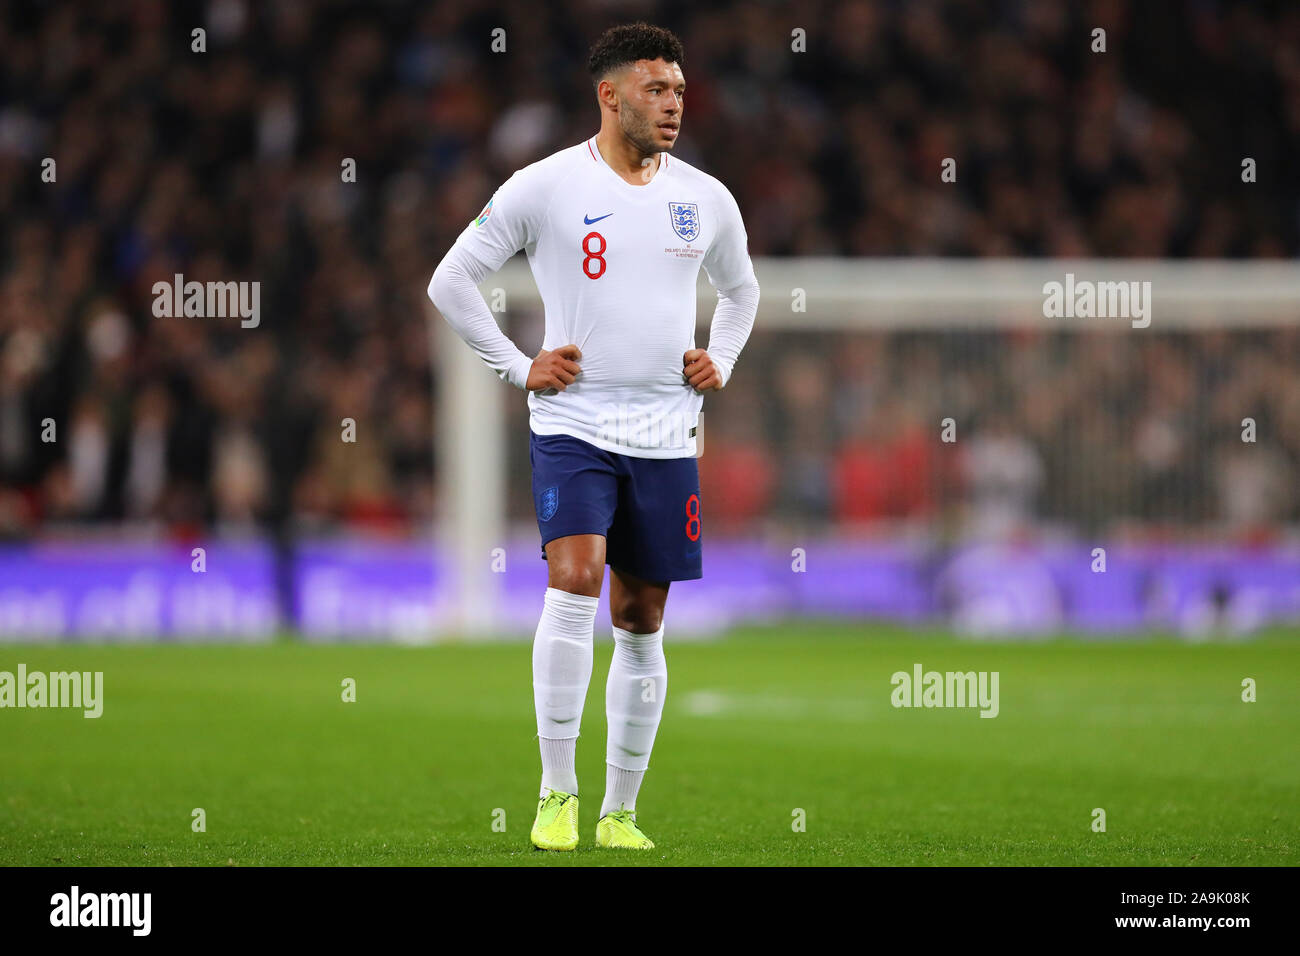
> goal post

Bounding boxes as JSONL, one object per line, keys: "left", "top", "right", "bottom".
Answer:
{"left": 433, "top": 316, "right": 507, "bottom": 637}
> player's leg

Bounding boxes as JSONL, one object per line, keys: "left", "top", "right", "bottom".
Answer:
{"left": 527, "top": 433, "right": 617, "bottom": 850}
{"left": 533, "top": 532, "right": 605, "bottom": 792}
{"left": 530, "top": 534, "right": 606, "bottom": 849}
{"left": 597, "top": 454, "right": 701, "bottom": 849}
{"left": 600, "top": 567, "right": 669, "bottom": 839}
{"left": 544, "top": 532, "right": 606, "bottom": 597}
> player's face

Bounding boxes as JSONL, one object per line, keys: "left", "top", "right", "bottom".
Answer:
{"left": 616, "top": 58, "right": 684, "bottom": 153}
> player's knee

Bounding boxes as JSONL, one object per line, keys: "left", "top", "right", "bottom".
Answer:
{"left": 548, "top": 562, "right": 603, "bottom": 597}
{"left": 611, "top": 601, "right": 663, "bottom": 635}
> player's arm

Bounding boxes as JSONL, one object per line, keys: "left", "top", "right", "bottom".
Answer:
{"left": 428, "top": 171, "right": 581, "bottom": 392}
{"left": 688, "top": 182, "right": 760, "bottom": 392}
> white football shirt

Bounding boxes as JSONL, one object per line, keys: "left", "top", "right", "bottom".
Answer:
{"left": 430, "top": 136, "right": 759, "bottom": 459}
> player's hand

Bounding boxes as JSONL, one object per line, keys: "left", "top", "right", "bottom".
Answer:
{"left": 683, "top": 349, "right": 723, "bottom": 392}
{"left": 527, "top": 344, "right": 582, "bottom": 392}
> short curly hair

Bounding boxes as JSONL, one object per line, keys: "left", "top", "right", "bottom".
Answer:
{"left": 587, "top": 22, "right": 684, "bottom": 87}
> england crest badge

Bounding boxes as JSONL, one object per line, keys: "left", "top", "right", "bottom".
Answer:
{"left": 669, "top": 202, "right": 700, "bottom": 242}
{"left": 539, "top": 485, "right": 559, "bottom": 522}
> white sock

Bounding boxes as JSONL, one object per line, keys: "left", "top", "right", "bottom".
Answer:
{"left": 538, "top": 736, "right": 577, "bottom": 797}
{"left": 601, "top": 622, "right": 666, "bottom": 817}
{"left": 601, "top": 764, "right": 645, "bottom": 816}
{"left": 533, "top": 587, "right": 599, "bottom": 796}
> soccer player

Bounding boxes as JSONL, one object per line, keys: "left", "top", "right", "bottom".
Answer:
{"left": 428, "top": 22, "right": 759, "bottom": 851}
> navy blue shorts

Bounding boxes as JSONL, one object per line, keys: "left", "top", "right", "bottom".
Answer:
{"left": 529, "top": 430, "right": 702, "bottom": 582}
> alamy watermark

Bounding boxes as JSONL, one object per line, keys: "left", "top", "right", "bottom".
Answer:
{"left": 890, "top": 663, "right": 999, "bottom": 718}
{"left": 152, "top": 273, "right": 260, "bottom": 328}
{"left": 1042, "top": 273, "right": 1151, "bottom": 328}
{"left": 595, "top": 404, "right": 698, "bottom": 451}
{"left": 0, "top": 665, "right": 103, "bottom": 718}
{"left": 50, "top": 886, "right": 150, "bottom": 936}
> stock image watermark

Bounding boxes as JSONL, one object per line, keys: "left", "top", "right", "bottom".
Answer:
{"left": 594, "top": 404, "right": 699, "bottom": 451}
{"left": 49, "top": 886, "right": 151, "bottom": 936}
{"left": 890, "top": 663, "right": 999, "bottom": 718}
{"left": 0, "top": 665, "right": 103, "bottom": 718}
{"left": 151, "top": 274, "right": 261, "bottom": 328}
{"left": 1042, "top": 273, "right": 1152, "bottom": 328}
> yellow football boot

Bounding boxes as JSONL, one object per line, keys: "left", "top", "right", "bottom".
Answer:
{"left": 595, "top": 808, "right": 655, "bottom": 849}
{"left": 530, "top": 790, "right": 579, "bottom": 851}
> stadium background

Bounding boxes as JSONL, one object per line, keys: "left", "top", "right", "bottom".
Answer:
{"left": 1, "top": 0, "right": 1298, "bottom": 639}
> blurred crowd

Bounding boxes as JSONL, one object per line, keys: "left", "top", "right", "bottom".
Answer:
{"left": 1, "top": 0, "right": 1298, "bottom": 540}
{"left": 689, "top": 328, "right": 1300, "bottom": 540}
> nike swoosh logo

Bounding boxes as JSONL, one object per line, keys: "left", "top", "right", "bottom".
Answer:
{"left": 584, "top": 213, "right": 613, "bottom": 224}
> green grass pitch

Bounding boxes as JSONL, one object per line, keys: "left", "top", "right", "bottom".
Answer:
{"left": 2, "top": 624, "right": 1297, "bottom": 866}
